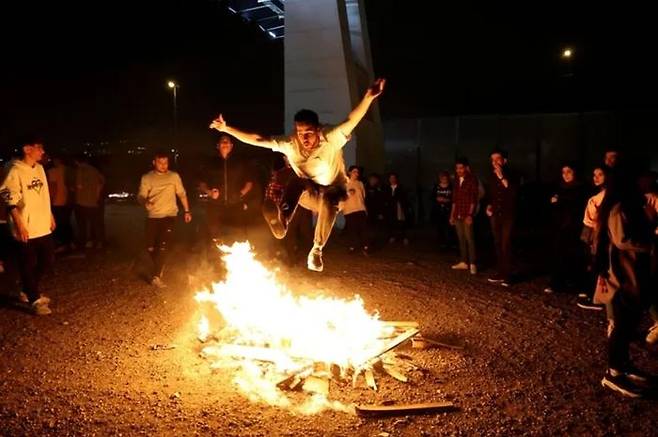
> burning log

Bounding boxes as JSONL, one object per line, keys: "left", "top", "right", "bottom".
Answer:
{"left": 354, "top": 402, "right": 458, "bottom": 418}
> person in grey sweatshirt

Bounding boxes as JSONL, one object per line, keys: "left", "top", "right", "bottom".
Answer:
{"left": 137, "top": 151, "right": 191, "bottom": 288}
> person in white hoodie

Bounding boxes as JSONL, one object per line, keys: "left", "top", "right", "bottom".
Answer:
{"left": 0, "top": 138, "right": 55, "bottom": 315}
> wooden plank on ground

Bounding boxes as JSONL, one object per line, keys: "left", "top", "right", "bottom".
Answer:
{"left": 416, "top": 336, "right": 464, "bottom": 350}
{"left": 354, "top": 402, "right": 457, "bottom": 417}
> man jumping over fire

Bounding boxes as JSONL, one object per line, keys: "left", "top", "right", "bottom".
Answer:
{"left": 209, "top": 78, "right": 385, "bottom": 272}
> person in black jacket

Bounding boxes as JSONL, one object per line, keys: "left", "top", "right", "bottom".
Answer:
{"left": 430, "top": 171, "right": 454, "bottom": 249}
{"left": 544, "top": 163, "right": 587, "bottom": 293}
{"left": 200, "top": 135, "right": 255, "bottom": 243}
{"left": 485, "top": 149, "right": 519, "bottom": 287}
{"left": 384, "top": 173, "right": 411, "bottom": 245}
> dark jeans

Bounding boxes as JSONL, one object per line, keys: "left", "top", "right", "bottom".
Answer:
{"left": 345, "top": 211, "right": 368, "bottom": 249}
{"left": 145, "top": 217, "right": 176, "bottom": 278}
{"left": 206, "top": 203, "right": 247, "bottom": 244}
{"left": 388, "top": 219, "right": 408, "bottom": 241}
{"left": 454, "top": 219, "right": 476, "bottom": 264}
{"left": 17, "top": 234, "right": 54, "bottom": 302}
{"left": 75, "top": 205, "right": 104, "bottom": 246}
{"left": 435, "top": 210, "right": 454, "bottom": 247}
{"left": 549, "top": 227, "right": 586, "bottom": 291}
{"left": 284, "top": 206, "right": 314, "bottom": 264}
{"left": 1, "top": 224, "right": 19, "bottom": 288}
{"left": 52, "top": 205, "right": 74, "bottom": 246}
{"left": 608, "top": 292, "right": 643, "bottom": 370}
{"left": 490, "top": 215, "right": 514, "bottom": 280}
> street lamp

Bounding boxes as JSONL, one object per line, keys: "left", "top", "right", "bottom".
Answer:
{"left": 167, "top": 80, "right": 179, "bottom": 152}
{"left": 561, "top": 48, "right": 573, "bottom": 60}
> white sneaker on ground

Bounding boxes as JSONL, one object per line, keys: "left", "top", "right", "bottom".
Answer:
{"left": 646, "top": 322, "right": 658, "bottom": 345}
{"left": 307, "top": 247, "right": 323, "bottom": 272}
{"left": 451, "top": 262, "right": 469, "bottom": 270}
{"left": 151, "top": 276, "right": 167, "bottom": 288}
{"left": 18, "top": 292, "right": 29, "bottom": 304}
{"left": 469, "top": 264, "right": 477, "bottom": 275}
{"left": 31, "top": 297, "right": 52, "bottom": 315}
{"left": 543, "top": 286, "right": 554, "bottom": 294}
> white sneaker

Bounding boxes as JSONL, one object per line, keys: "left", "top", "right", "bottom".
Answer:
{"left": 451, "top": 262, "right": 469, "bottom": 270}
{"left": 151, "top": 276, "right": 167, "bottom": 288}
{"left": 31, "top": 297, "right": 52, "bottom": 315}
{"left": 469, "top": 264, "right": 477, "bottom": 275}
{"left": 646, "top": 322, "right": 658, "bottom": 345}
{"left": 307, "top": 248, "right": 323, "bottom": 272}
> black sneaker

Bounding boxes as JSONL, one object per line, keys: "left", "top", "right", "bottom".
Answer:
{"left": 307, "top": 248, "right": 323, "bottom": 272}
{"left": 487, "top": 274, "right": 504, "bottom": 284}
{"left": 623, "top": 365, "right": 656, "bottom": 388}
{"left": 601, "top": 369, "right": 644, "bottom": 398}
{"left": 576, "top": 293, "right": 604, "bottom": 311}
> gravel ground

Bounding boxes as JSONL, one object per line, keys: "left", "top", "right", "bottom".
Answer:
{"left": 1, "top": 205, "right": 657, "bottom": 436}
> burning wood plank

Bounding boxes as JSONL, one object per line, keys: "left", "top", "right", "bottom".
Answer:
{"left": 354, "top": 402, "right": 457, "bottom": 417}
{"left": 302, "top": 376, "right": 329, "bottom": 396}
{"left": 382, "top": 364, "right": 408, "bottom": 382}
{"left": 365, "top": 370, "right": 377, "bottom": 391}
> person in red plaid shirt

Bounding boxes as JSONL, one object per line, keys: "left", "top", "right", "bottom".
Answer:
{"left": 450, "top": 157, "right": 479, "bottom": 275}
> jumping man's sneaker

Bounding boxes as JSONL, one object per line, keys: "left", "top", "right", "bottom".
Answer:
{"left": 307, "top": 248, "right": 323, "bottom": 272}
{"left": 262, "top": 199, "right": 287, "bottom": 239}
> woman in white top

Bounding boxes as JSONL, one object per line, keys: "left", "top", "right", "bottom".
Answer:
{"left": 578, "top": 165, "right": 608, "bottom": 311}
{"left": 342, "top": 166, "right": 368, "bottom": 253}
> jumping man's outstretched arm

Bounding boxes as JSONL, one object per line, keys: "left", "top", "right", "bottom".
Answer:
{"left": 336, "top": 78, "right": 386, "bottom": 137}
{"left": 209, "top": 114, "right": 277, "bottom": 149}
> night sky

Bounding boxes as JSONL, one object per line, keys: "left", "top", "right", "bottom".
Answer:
{"left": 2, "top": 0, "right": 656, "bottom": 150}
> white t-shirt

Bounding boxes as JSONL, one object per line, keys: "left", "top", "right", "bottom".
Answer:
{"left": 272, "top": 125, "right": 349, "bottom": 186}
{"left": 0, "top": 159, "right": 52, "bottom": 239}
{"left": 341, "top": 179, "right": 367, "bottom": 215}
